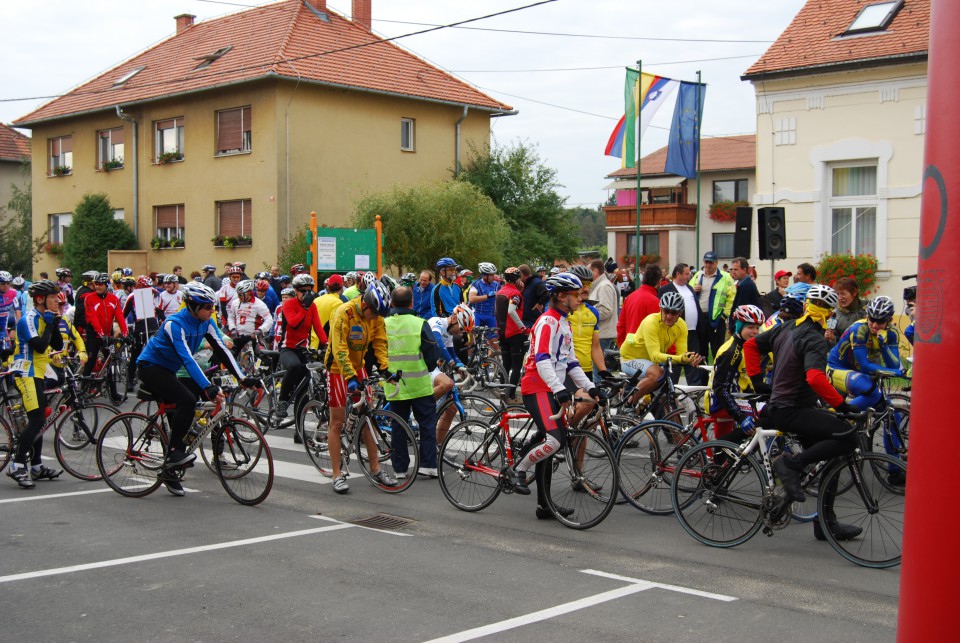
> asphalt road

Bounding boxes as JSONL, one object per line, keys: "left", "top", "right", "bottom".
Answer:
{"left": 0, "top": 422, "right": 899, "bottom": 642}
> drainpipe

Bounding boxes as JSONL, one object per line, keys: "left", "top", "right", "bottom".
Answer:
{"left": 455, "top": 106, "right": 468, "bottom": 176}
{"left": 116, "top": 106, "right": 138, "bottom": 240}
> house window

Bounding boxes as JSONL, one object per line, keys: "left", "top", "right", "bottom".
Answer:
{"left": 216, "top": 107, "right": 252, "bottom": 155}
{"left": 713, "top": 179, "right": 748, "bottom": 203}
{"left": 401, "top": 118, "right": 415, "bottom": 151}
{"left": 113, "top": 209, "right": 125, "bottom": 222}
{"left": 914, "top": 105, "right": 926, "bottom": 135}
{"left": 843, "top": 0, "right": 902, "bottom": 35}
{"left": 155, "top": 118, "right": 184, "bottom": 162}
{"left": 155, "top": 204, "right": 185, "bottom": 241}
{"left": 713, "top": 233, "right": 735, "bottom": 259}
{"left": 195, "top": 46, "right": 233, "bottom": 70}
{"left": 98, "top": 128, "right": 125, "bottom": 168}
{"left": 49, "top": 213, "right": 73, "bottom": 244}
{"left": 49, "top": 136, "right": 72, "bottom": 175}
{"left": 217, "top": 199, "right": 252, "bottom": 237}
{"left": 113, "top": 66, "right": 144, "bottom": 87}
{"left": 829, "top": 164, "right": 877, "bottom": 256}
{"left": 775, "top": 118, "right": 796, "bottom": 146}
{"left": 626, "top": 233, "right": 660, "bottom": 257}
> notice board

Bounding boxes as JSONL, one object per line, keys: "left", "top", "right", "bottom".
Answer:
{"left": 314, "top": 228, "right": 377, "bottom": 272}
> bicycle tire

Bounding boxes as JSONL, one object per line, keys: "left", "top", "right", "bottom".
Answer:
{"left": 866, "top": 408, "right": 909, "bottom": 467}
{"left": 54, "top": 403, "right": 120, "bottom": 481}
{"left": 96, "top": 412, "right": 167, "bottom": 497}
{"left": 438, "top": 393, "right": 503, "bottom": 425}
{"left": 110, "top": 351, "right": 129, "bottom": 405}
{"left": 354, "top": 409, "right": 417, "bottom": 493}
{"left": 0, "top": 414, "right": 13, "bottom": 470}
{"left": 541, "top": 430, "right": 618, "bottom": 529}
{"left": 438, "top": 420, "right": 504, "bottom": 512}
{"left": 617, "top": 420, "right": 695, "bottom": 515}
{"left": 478, "top": 358, "right": 508, "bottom": 387}
{"left": 211, "top": 419, "right": 274, "bottom": 506}
{"left": 671, "top": 440, "right": 765, "bottom": 548}
{"left": 775, "top": 436, "right": 821, "bottom": 522}
{"left": 132, "top": 398, "right": 157, "bottom": 416}
{"left": 817, "top": 452, "right": 906, "bottom": 568}
{"left": 300, "top": 400, "right": 333, "bottom": 477}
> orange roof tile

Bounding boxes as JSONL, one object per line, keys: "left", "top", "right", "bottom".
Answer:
{"left": 0, "top": 123, "right": 31, "bottom": 161}
{"left": 15, "top": 0, "right": 511, "bottom": 126}
{"left": 743, "top": 0, "right": 929, "bottom": 79}
{"left": 606, "top": 134, "right": 755, "bottom": 179}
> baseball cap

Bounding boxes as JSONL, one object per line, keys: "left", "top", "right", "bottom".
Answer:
{"left": 703, "top": 251, "right": 718, "bottom": 263}
{"left": 327, "top": 274, "right": 343, "bottom": 288}
{"left": 775, "top": 269, "right": 793, "bottom": 280}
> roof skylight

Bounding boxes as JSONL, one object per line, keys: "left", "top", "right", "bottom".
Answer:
{"left": 844, "top": 0, "right": 903, "bottom": 35}
{"left": 194, "top": 45, "right": 233, "bottom": 70}
{"left": 112, "top": 66, "right": 145, "bottom": 87}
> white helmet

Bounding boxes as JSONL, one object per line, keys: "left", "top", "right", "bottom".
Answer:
{"left": 478, "top": 262, "right": 497, "bottom": 275}
{"left": 291, "top": 274, "right": 315, "bottom": 289}
{"left": 806, "top": 284, "right": 839, "bottom": 309}
{"left": 235, "top": 279, "right": 256, "bottom": 296}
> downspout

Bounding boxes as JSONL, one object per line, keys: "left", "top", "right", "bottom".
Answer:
{"left": 116, "top": 106, "right": 138, "bottom": 240}
{"left": 455, "top": 106, "right": 468, "bottom": 176}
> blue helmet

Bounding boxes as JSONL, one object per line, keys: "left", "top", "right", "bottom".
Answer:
{"left": 182, "top": 283, "right": 217, "bottom": 306}
{"left": 780, "top": 293, "right": 805, "bottom": 316}
{"left": 866, "top": 295, "right": 895, "bottom": 322}
{"left": 544, "top": 273, "right": 583, "bottom": 294}
{"left": 363, "top": 281, "right": 392, "bottom": 316}
{"left": 436, "top": 257, "right": 457, "bottom": 269}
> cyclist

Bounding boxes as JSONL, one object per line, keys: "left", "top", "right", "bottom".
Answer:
{"left": 8, "top": 280, "right": 64, "bottom": 488}
{"left": 314, "top": 274, "right": 347, "bottom": 338}
{"left": 428, "top": 304, "right": 474, "bottom": 446}
{"left": 273, "top": 274, "right": 327, "bottom": 423}
{"left": 342, "top": 271, "right": 360, "bottom": 300}
{"left": 468, "top": 262, "right": 500, "bottom": 330}
{"left": 620, "top": 291, "right": 704, "bottom": 406}
{"left": 325, "top": 281, "right": 398, "bottom": 493}
{"left": 400, "top": 273, "right": 417, "bottom": 288}
{"left": 228, "top": 279, "right": 273, "bottom": 356}
{"left": 123, "top": 275, "right": 161, "bottom": 391}
{"left": 506, "top": 273, "right": 601, "bottom": 519}
{"left": 115, "top": 276, "right": 135, "bottom": 311}
{"left": 157, "top": 274, "right": 183, "bottom": 319}
{"left": 51, "top": 291, "right": 88, "bottom": 384}
{"left": 432, "top": 258, "right": 462, "bottom": 318}
{"left": 706, "top": 305, "right": 766, "bottom": 440}
{"left": 55, "top": 268, "right": 74, "bottom": 305}
{"left": 565, "top": 265, "right": 610, "bottom": 426}
{"left": 495, "top": 267, "right": 527, "bottom": 401}
{"left": 255, "top": 277, "right": 280, "bottom": 311}
{"left": 80, "top": 273, "right": 129, "bottom": 402}
{"left": 458, "top": 269, "right": 474, "bottom": 299}
{"left": 272, "top": 287, "right": 296, "bottom": 350}
{"left": 743, "top": 284, "right": 862, "bottom": 541}
{"left": 202, "top": 264, "right": 221, "bottom": 292}
{"left": 0, "top": 270, "right": 21, "bottom": 359}
{"left": 216, "top": 265, "right": 243, "bottom": 324}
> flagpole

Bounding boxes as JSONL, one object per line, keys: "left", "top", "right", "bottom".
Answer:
{"left": 695, "top": 69, "right": 702, "bottom": 265}
{"left": 635, "top": 59, "right": 642, "bottom": 288}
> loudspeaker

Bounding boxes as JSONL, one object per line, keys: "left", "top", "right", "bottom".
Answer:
{"left": 734, "top": 206, "right": 752, "bottom": 258}
{"left": 758, "top": 207, "right": 787, "bottom": 260}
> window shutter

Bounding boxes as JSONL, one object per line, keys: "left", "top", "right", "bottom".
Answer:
{"left": 156, "top": 205, "right": 181, "bottom": 229}
{"left": 157, "top": 119, "right": 175, "bottom": 132}
{"left": 112, "top": 128, "right": 125, "bottom": 145}
{"left": 218, "top": 109, "right": 242, "bottom": 152}
{"left": 61, "top": 136, "right": 72, "bottom": 153}
{"left": 218, "top": 201, "right": 243, "bottom": 236}
{"left": 241, "top": 106, "right": 250, "bottom": 134}
{"left": 50, "top": 138, "right": 60, "bottom": 156}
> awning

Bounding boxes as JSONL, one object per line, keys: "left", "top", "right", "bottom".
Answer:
{"left": 603, "top": 176, "right": 685, "bottom": 190}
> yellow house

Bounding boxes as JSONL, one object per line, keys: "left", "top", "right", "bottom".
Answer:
{"left": 742, "top": 0, "right": 928, "bottom": 299}
{"left": 13, "top": 0, "right": 513, "bottom": 276}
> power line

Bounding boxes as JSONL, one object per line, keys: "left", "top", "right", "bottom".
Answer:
{"left": 451, "top": 54, "right": 763, "bottom": 73}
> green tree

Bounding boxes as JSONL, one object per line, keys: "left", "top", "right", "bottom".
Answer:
{"left": 276, "top": 224, "right": 310, "bottom": 274}
{"left": 0, "top": 161, "right": 43, "bottom": 277}
{"left": 353, "top": 180, "right": 508, "bottom": 273}
{"left": 456, "top": 141, "right": 579, "bottom": 266}
{"left": 568, "top": 204, "right": 606, "bottom": 247}
{"left": 63, "top": 193, "right": 136, "bottom": 274}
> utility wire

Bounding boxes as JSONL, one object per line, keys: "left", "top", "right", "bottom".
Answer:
{"left": 451, "top": 54, "right": 763, "bottom": 73}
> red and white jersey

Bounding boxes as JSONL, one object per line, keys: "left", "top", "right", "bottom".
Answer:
{"left": 520, "top": 307, "right": 591, "bottom": 395}
{"left": 228, "top": 296, "right": 273, "bottom": 336}
{"left": 158, "top": 289, "right": 183, "bottom": 317}
{"left": 217, "top": 281, "right": 237, "bottom": 309}
{"left": 272, "top": 304, "right": 285, "bottom": 349}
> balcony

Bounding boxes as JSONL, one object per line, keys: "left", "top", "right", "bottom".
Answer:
{"left": 603, "top": 203, "right": 697, "bottom": 228}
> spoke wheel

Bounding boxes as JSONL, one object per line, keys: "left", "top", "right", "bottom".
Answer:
{"left": 0, "top": 415, "right": 14, "bottom": 470}
{"left": 617, "top": 420, "right": 696, "bottom": 515}
{"left": 54, "top": 403, "right": 119, "bottom": 481}
{"left": 300, "top": 400, "right": 333, "bottom": 477}
{"left": 541, "top": 430, "right": 618, "bottom": 529}
{"left": 96, "top": 412, "right": 167, "bottom": 497}
{"left": 438, "top": 420, "right": 504, "bottom": 512}
{"left": 355, "top": 410, "right": 417, "bottom": 493}
{"left": 211, "top": 419, "right": 274, "bottom": 506}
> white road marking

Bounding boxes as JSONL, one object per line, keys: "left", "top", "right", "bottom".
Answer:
{"left": 0, "top": 486, "right": 125, "bottom": 504}
{"left": 426, "top": 569, "right": 736, "bottom": 642}
{"left": 263, "top": 433, "right": 304, "bottom": 453}
{"left": 0, "top": 523, "right": 353, "bottom": 584}
{"left": 260, "top": 458, "right": 332, "bottom": 485}
{"left": 309, "top": 514, "right": 413, "bottom": 537}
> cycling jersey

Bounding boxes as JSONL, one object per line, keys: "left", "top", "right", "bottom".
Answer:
{"left": 0, "top": 288, "right": 19, "bottom": 338}
{"left": 427, "top": 316, "right": 458, "bottom": 363}
{"left": 520, "top": 307, "right": 591, "bottom": 395}
{"left": 228, "top": 296, "right": 273, "bottom": 336}
{"left": 827, "top": 320, "right": 902, "bottom": 374}
{"left": 495, "top": 283, "right": 525, "bottom": 338}
{"left": 707, "top": 335, "right": 753, "bottom": 421}
{"left": 469, "top": 278, "right": 500, "bottom": 317}
{"left": 58, "top": 281, "right": 74, "bottom": 306}
{"left": 12, "top": 310, "right": 63, "bottom": 378}
{"left": 325, "top": 299, "right": 388, "bottom": 381}
{"left": 158, "top": 289, "right": 183, "bottom": 318}
{"left": 620, "top": 313, "right": 689, "bottom": 364}
{"left": 80, "top": 291, "right": 128, "bottom": 337}
{"left": 568, "top": 302, "right": 600, "bottom": 373}
{"left": 431, "top": 279, "right": 462, "bottom": 318}
{"left": 277, "top": 296, "right": 326, "bottom": 350}
{"left": 217, "top": 281, "right": 238, "bottom": 321}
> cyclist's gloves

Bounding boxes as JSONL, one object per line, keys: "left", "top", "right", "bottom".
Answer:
{"left": 739, "top": 416, "right": 756, "bottom": 435}
{"left": 241, "top": 377, "right": 261, "bottom": 388}
{"left": 77, "top": 351, "right": 88, "bottom": 363}
{"left": 554, "top": 390, "right": 572, "bottom": 406}
{"left": 454, "top": 362, "right": 466, "bottom": 370}
{"left": 42, "top": 311, "right": 58, "bottom": 325}
{"left": 836, "top": 401, "right": 858, "bottom": 415}
{"left": 588, "top": 387, "right": 607, "bottom": 401}
{"left": 347, "top": 377, "right": 360, "bottom": 393}
{"left": 597, "top": 370, "right": 612, "bottom": 380}
{"left": 300, "top": 291, "right": 317, "bottom": 309}
{"left": 203, "top": 384, "right": 221, "bottom": 401}
{"left": 382, "top": 370, "right": 401, "bottom": 383}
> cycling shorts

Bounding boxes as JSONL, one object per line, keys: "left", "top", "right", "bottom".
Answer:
{"left": 14, "top": 376, "right": 42, "bottom": 413}
{"left": 475, "top": 313, "right": 497, "bottom": 330}
{"left": 622, "top": 358, "right": 655, "bottom": 378}
{"left": 328, "top": 367, "right": 368, "bottom": 408}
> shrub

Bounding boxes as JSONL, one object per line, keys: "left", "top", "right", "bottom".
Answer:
{"left": 816, "top": 253, "right": 878, "bottom": 295}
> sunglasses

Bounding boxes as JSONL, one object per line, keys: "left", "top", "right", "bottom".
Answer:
{"left": 200, "top": 304, "right": 215, "bottom": 311}
{"left": 867, "top": 317, "right": 888, "bottom": 325}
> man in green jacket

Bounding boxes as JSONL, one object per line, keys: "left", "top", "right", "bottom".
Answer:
{"left": 384, "top": 286, "right": 444, "bottom": 479}
{"left": 691, "top": 251, "right": 736, "bottom": 361}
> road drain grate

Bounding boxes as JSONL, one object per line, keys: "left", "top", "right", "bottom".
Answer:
{"left": 349, "top": 513, "right": 415, "bottom": 531}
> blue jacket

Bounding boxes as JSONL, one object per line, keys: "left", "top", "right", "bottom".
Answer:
{"left": 414, "top": 283, "right": 435, "bottom": 319}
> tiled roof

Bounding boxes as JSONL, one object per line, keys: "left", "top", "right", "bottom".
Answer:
{"left": 743, "top": 0, "right": 930, "bottom": 79}
{"left": 606, "top": 134, "right": 755, "bottom": 179}
{"left": 0, "top": 123, "right": 31, "bottom": 161}
{"left": 15, "top": 0, "right": 511, "bottom": 126}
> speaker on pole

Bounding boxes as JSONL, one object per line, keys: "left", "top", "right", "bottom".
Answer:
{"left": 734, "top": 206, "right": 752, "bottom": 258}
{"left": 758, "top": 207, "right": 787, "bottom": 260}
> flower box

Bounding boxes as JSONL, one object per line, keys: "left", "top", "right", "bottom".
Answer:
{"left": 157, "top": 152, "right": 183, "bottom": 165}
{"left": 51, "top": 165, "right": 71, "bottom": 177}
{"left": 708, "top": 200, "right": 747, "bottom": 224}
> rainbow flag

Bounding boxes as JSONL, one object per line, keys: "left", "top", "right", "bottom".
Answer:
{"left": 605, "top": 70, "right": 680, "bottom": 168}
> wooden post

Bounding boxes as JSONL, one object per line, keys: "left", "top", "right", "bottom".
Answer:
{"left": 375, "top": 214, "right": 383, "bottom": 277}
{"left": 309, "top": 211, "right": 317, "bottom": 285}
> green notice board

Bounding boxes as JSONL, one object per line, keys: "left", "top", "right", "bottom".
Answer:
{"left": 314, "top": 228, "right": 377, "bottom": 272}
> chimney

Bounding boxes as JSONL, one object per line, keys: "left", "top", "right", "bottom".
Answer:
{"left": 352, "top": 0, "right": 371, "bottom": 31}
{"left": 175, "top": 14, "right": 195, "bottom": 34}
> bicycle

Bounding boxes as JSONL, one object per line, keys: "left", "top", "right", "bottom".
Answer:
{"left": 299, "top": 372, "right": 418, "bottom": 493}
{"left": 438, "top": 399, "right": 619, "bottom": 529}
{"left": 670, "top": 404, "right": 906, "bottom": 568}
{"left": 95, "top": 384, "right": 274, "bottom": 505}
{"left": 82, "top": 335, "right": 132, "bottom": 406}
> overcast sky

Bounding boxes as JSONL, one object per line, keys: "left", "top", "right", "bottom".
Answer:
{"left": 0, "top": 0, "right": 806, "bottom": 207}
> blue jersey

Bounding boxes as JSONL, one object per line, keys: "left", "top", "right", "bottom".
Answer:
{"left": 260, "top": 287, "right": 280, "bottom": 311}
{"left": 827, "top": 319, "right": 902, "bottom": 374}
{"left": 414, "top": 283, "right": 434, "bottom": 320}
{"left": 432, "top": 281, "right": 462, "bottom": 318}
{"left": 469, "top": 278, "right": 500, "bottom": 317}
{"left": 137, "top": 308, "right": 242, "bottom": 389}
{"left": 0, "top": 288, "right": 19, "bottom": 338}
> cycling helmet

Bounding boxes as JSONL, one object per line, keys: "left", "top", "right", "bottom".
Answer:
{"left": 567, "top": 264, "right": 593, "bottom": 283}
{"left": 290, "top": 263, "right": 305, "bottom": 275}
{"left": 122, "top": 267, "right": 133, "bottom": 277}
{"left": 549, "top": 267, "right": 561, "bottom": 275}
{"left": 779, "top": 293, "right": 804, "bottom": 316}
{"left": 362, "top": 280, "right": 392, "bottom": 316}
{"left": 380, "top": 274, "right": 398, "bottom": 291}
{"left": 0, "top": 271, "right": 11, "bottom": 283}
{"left": 233, "top": 262, "right": 246, "bottom": 270}
{"left": 11, "top": 275, "right": 25, "bottom": 287}
{"left": 94, "top": 273, "right": 111, "bottom": 284}
{"left": 478, "top": 262, "right": 497, "bottom": 275}
{"left": 659, "top": 291, "right": 685, "bottom": 312}
{"left": 281, "top": 287, "right": 295, "bottom": 297}
{"left": 162, "top": 274, "right": 179, "bottom": 284}
{"left": 55, "top": 268, "right": 72, "bottom": 278}
{"left": 544, "top": 273, "right": 583, "bottom": 294}
{"left": 733, "top": 304, "right": 765, "bottom": 325}
{"left": 235, "top": 279, "right": 256, "bottom": 296}
{"left": 202, "top": 264, "right": 216, "bottom": 273}
{"left": 279, "top": 274, "right": 291, "bottom": 283}
{"left": 56, "top": 292, "right": 68, "bottom": 306}
{"left": 182, "top": 282, "right": 217, "bottom": 307}
{"left": 111, "top": 270, "right": 123, "bottom": 282}
{"left": 226, "top": 265, "right": 243, "bottom": 276}
{"left": 400, "top": 272, "right": 417, "bottom": 285}
{"left": 28, "top": 280, "right": 59, "bottom": 298}
{"left": 291, "top": 274, "right": 315, "bottom": 289}
{"left": 459, "top": 269, "right": 474, "bottom": 279}
{"left": 361, "top": 271, "right": 377, "bottom": 290}
{"left": 82, "top": 270, "right": 99, "bottom": 281}
{"left": 122, "top": 277, "right": 136, "bottom": 287}
{"left": 536, "top": 265, "right": 547, "bottom": 273}
{"left": 503, "top": 267, "right": 521, "bottom": 282}
{"left": 255, "top": 278, "right": 271, "bottom": 291}
{"left": 806, "top": 284, "right": 839, "bottom": 309}
{"left": 785, "top": 283, "right": 810, "bottom": 299}
{"left": 436, "top": 257, "right": 457, "bottom": 269}
{"left": 865, "top": 295, "right": 895, "bottom": 322}
{"left": 135, "top": 275, "right": 153, "bottom": 289}
{"left": 255, "top": 271, "right": 270, "bottom": 280}
{"left": 452, "top": 304, "right": 476, "bottom": 332}
{"left": 345, "top": 271, "right": 359, "bottom": 281}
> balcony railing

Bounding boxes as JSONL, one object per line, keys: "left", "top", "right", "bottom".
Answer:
{"left": 604, "top": 203, "right": 697, "bottom": 227}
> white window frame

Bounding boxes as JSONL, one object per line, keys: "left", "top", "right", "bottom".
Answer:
{"left": 49, "top": 213, "right": 73, "bottom": 244}
{"left": 155, "top": 118, "right": 185, "bottom": 162}
{"left": 713, "top": 232, "right": 735, "bottom": 259}
{"left": 155, "top": 205, "right": 185, "bottom": 241}
{"left": 216, "top": 106, "right": 252, "bottom": 155}
{"left": 113, "top": 209, "right": 125, "bottom": 222}
{"left": 828, "top": 162, "right": 878, "bottom": 256}
{"left": 400, "top": 118, "right": 415, "bottom": 152}
{"left": 98, "top": 128, "right": 125, "bottom": 167}
{"left": 49, "top": 136, "right": 72, "bottom": 175}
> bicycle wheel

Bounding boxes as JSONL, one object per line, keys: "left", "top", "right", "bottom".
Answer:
{"left": 478, "top": 358, "right": 508, "bottom": 387}
{"left": 0, "top": 414, "right": 13, "bottom": 470}
{"left": 818, "top": 452, "right": 906, "bottom": 568}
{"left": 438, "top": 393, "right": 502, "bottom": 424}
{"left": 617, "top": 420, "right": 695, "bottom": 515}
{"left": 540, "top": 430, "right": 617, "bottom": 529}
{"left": 54, "top": 403, "right": 120, "bottom": 481}
{"left": 132, "top": 398, "right": 157, "bottom": 416}
{"left": 96, "top": 412, "right": 167, "bottom": 497}
{"left": 867, "top": 408, "right": 909, "bottom": 466}
{"left": 211, "top": 419, "right": 274, "bottom": 506}
{"left": 438, "top": 420, "right": 504, "bottom": 512}
{"left": 110, "top": 351, "right": 129, "bottom": 405}
{"left": 671, "top": 440, "right": 765, "bottom": 547}
{"left": 354, "top": 409, "right": 417, "bottom": 493}
{"left": 300, "top": 400, "right": 333, "bottom": 477}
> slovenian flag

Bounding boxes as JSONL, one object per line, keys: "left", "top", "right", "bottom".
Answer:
{"left": 605, "top": 70, "right": 680, "bottom": 168}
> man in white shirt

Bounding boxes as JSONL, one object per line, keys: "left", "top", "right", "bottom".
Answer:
{"left": 588, "top": 258, "right": 619, "bottom": 351}
{"left": 658, "top": 262, "right": 705, "bottom": 385}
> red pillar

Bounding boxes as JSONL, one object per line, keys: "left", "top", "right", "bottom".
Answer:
{"left": 897, "top": 0, "right": 960, "bottom": 638}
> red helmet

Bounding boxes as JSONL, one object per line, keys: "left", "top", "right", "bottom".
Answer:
{"left": 255, "top": 278, "right": 270, "bottom": 291}
{"left": 227, "top": 265, "right": 243, "bottom": 276}
{"left": 56, "top": 292, "right": 68, "bottom": 306}
{"left": 733, "top": 305, "right": 765, "bottom": 325}
{"left": 136, "top": 275, "right": 153, "bottom": 289}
